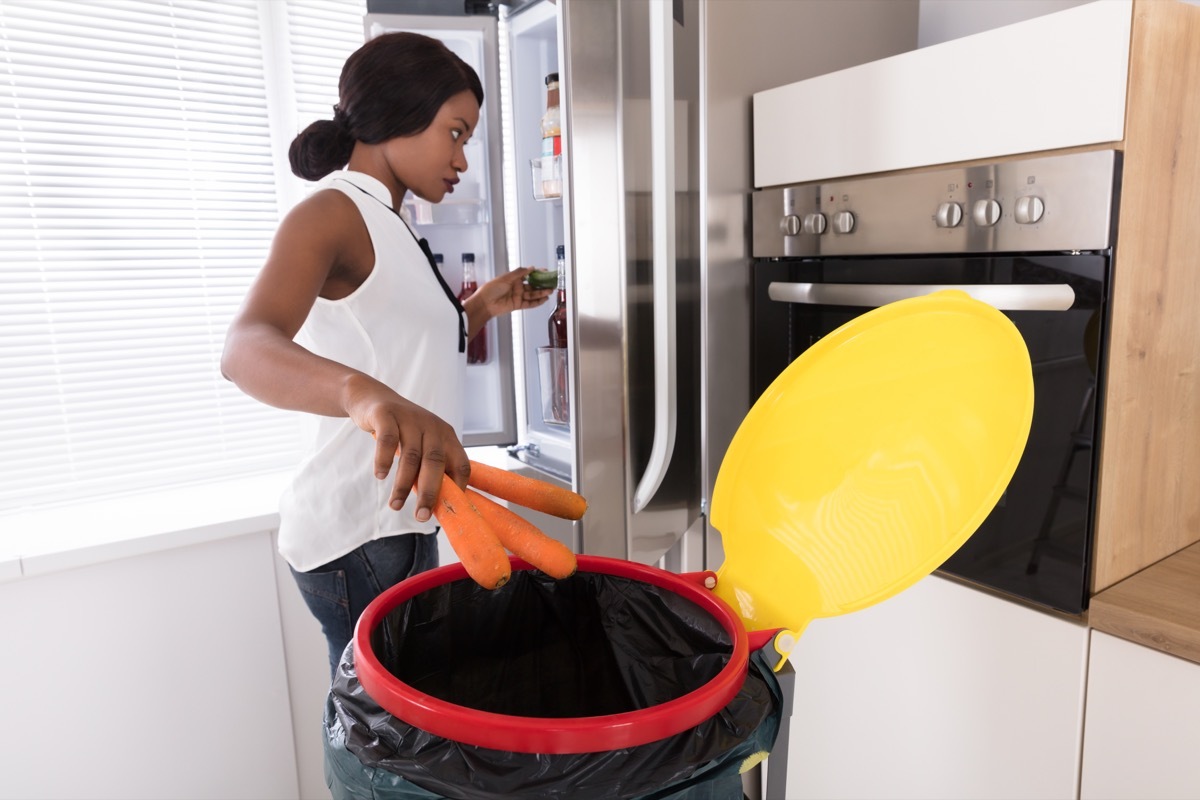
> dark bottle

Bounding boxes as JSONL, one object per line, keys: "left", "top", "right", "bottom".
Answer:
{"left": 547, "top": 245, "right": 568, "bottom": 348}
{"left": 546, "top": 245, "right": 569, "bottom": 423}
{"left": 458, "top": 252, "right": 487, "bottom": 364}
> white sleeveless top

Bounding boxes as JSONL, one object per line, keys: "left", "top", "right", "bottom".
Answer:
{"left": 278, "top": 170, "right": 466, "bottom": 572}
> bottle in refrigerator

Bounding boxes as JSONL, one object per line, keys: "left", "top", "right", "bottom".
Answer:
{"left": 458, "top": 252, "right": 487, "bottom": 364}
{"left": 546, "top": 245, "right": 569, "bottom": 424}
{"left": 548, "top": 246, "right": 568, "bottom": 348}
{"left": 541, "top": 73, "right": 561, "bottom": 157}
{"left": 540, "top": 73, "right": 562, "bottom": 199}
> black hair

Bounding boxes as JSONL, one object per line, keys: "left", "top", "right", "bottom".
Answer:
{"left": 288, "top": 32, "right": 484, "bottom": 181}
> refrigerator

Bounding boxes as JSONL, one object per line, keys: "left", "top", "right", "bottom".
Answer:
{"left": 361, "top": 0, "right": 922, "bottom": 572}
{"left": 364, "top": 0, "right": 704, "bottom": 567}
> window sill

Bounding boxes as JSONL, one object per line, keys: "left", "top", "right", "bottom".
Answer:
{"left": 0, "top": 471, "right": 292, "bottom": 583}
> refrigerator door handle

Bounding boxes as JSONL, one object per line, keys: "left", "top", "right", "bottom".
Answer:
{"left": 767, "top": 281, "right": 1078, "bottom": 312}
{"left": 632, "top": 0, "right": 678, "bottom": 513}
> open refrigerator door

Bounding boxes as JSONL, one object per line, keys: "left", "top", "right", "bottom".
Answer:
{"left": 364, "top": 0, "right": 704, "bottom": 566}
{"left": 363, "top": 12, "right": 518, "bottom": 450}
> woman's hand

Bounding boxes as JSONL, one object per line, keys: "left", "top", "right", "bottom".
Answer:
{"left": 464, "top": 267, "right": 553, "bottom": 338}
{"left": 341, "top": 373, "right": 471, "bottom": 521}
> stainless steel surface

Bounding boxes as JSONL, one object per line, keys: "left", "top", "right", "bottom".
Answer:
{"left": 752, "top": 149, "right": 1117, "bottom": 258}
{"left": 767, "top": 281, "right": 1078, "bottom": 311}
{"left": 562, "top": 0, "right": 699, "bottom": 563}
{"left": 632, "top": 0, "right": 679, "bottom": 513}
{"left": 560, "top": 0, "right": 627, "bottom": 558}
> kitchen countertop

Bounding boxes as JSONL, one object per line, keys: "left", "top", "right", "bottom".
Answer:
{"left": 1089, "top": 541, "right": 1200, "bottom": 666}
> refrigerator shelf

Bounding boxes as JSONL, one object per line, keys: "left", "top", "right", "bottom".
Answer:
{"left": 403, "top": 198, "right": 489, "bottom": 226}
{"left": 530, "top": 155, "right": 563, "bottom": 202}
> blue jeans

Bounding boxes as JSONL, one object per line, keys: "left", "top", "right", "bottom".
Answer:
{"left": 290, "top": 533, "right": 439, "bottom": 680}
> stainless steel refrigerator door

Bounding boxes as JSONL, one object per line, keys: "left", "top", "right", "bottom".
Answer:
{"left": 562, "top": 0, "right": 702, "bottom": 563}
{"left": 363, "top": 13, "right": 518, "bottom": 448}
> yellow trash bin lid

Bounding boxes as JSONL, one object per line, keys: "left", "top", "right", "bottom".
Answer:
{"left": 710, "top": 290, "right": 1034, "bottom": 669}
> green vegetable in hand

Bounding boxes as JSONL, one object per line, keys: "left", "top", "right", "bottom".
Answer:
{"left": 526, "top": 269, "right": 559, "bottom": 290}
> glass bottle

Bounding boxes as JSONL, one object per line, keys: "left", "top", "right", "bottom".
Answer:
{"left": 540, "top": 73, "right": 562, "bottom": 199}
{"left": 541, "top": 73, "right": 561, "bottom": 157}
{"left": 548, "top": 245, "right": 568, "bottom": 348}
{"left": 547, "top": 245, "right": 569, "bottom": 423}
{"left": 458, "top": 253, "right": 487, "bottom": 364}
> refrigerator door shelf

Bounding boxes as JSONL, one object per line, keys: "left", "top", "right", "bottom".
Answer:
{"left": 530, "top": 156, "right": 564, "bottom": 202}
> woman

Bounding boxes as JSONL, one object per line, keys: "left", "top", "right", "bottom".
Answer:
{"left": 222, "top": 32, "right": 552, "bottom": 677}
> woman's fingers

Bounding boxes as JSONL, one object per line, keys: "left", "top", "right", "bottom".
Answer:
{"left": 388, "top": 436, "right": 422, "bottom": 513}
{"left": 372, "top": 424, "right": 401, "bottom": 480}
{"left": 407, "top": 442, "right": 448, "bottom": 522}
{"left": 385, "top": 418, "right": 469, "bottom": 524}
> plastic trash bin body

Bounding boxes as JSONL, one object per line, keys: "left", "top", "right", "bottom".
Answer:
{"left": 324, "top": 650, "right": 782, "bottom": 800}
{"left": 324, "top": 567, "right": 783, "bottom": 800}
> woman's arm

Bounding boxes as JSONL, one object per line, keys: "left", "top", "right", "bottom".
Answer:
{"left": 221, "top": 191, "right": 469, "bottom": 520}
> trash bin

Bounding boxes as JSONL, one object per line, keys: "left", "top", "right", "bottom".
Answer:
{"left": 323, "top": 290, "right": 1035, "bottom": 800}
{"left": 325, "top": 557, "right": 784, "bottom": 800}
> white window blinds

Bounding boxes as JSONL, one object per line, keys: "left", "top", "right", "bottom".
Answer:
{"left": 286, "top": 0, "right": 369, "bottom": 133}
{"left": 0, "top": 0, "right": 365, "bottom": 514}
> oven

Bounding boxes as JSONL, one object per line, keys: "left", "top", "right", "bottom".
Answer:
{"left": 750, "top": 150, "right": 1121, "bottom": 615}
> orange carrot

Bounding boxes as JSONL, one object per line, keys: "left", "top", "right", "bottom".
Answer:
{"left": 433, "top": 475, "right": 511, "bottom": 590}
{"left": 466, "top": 489, "right": 578, "bottom": 579}
{"left": 467, "top": 460, "right": 588, "bottom": 520}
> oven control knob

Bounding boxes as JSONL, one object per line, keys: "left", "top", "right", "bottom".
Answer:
{"left": 935, "top": 202, "right": 963, "bottom": 228}
{"left": 802, "top": 212, "right": 827, "bottom": 235}
{"left": 973, "top": 199, "right": 1002, "bottom": 227}
{"left": 1014, "top": 195, "right": 1045, "bottom": 224}
{"left": 780, "top": 214, "right": 801, "bottom": 236}
{"left": 832, "top": 210, "right": 856, "bottom": 234}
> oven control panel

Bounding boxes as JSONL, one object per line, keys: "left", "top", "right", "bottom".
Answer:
{"left": 751, "top": 149, "right": 1119, "bottom": 258}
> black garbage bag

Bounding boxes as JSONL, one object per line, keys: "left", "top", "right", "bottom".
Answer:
{"left": 325, "top": 568, "right": 783, "bottom": 800}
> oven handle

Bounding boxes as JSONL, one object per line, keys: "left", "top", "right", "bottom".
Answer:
{"left": 767, "top": 282, "right": 1077, "bottom": 311}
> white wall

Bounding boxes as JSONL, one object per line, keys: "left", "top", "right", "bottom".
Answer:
{"left": 918, "top": 0, "right": 1200, "bottom": 49}
{"left": 918, "top": 0, "right": 1095, "bottom": 48}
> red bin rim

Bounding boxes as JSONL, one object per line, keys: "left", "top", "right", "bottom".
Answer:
{"left": 352, "top": 554, "right": 750, "bottom": 754}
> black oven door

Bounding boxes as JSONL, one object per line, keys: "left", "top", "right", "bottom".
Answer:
{"left": 751, "top": 253, "right": 1109, "bottom": 614}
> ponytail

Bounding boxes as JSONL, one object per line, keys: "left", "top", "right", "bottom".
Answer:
{"left": 288, "top": 117, "right": 356, "bottom": 182}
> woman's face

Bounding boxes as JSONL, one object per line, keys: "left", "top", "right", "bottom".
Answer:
{"left": 385, "top": 89, "right": 480, "bottom": 204}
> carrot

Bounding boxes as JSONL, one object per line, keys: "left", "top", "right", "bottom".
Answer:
{"left": 466, "top": 489, "right": 578, "bottom": 579}
{"left": 466, "top": 460, "right": 588, "bottom": 520}
{"left": 433, "top": 475, "right": 511, "bottom": 590}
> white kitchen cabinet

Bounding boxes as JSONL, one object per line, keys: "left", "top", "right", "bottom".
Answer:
{"left": 0, "top": 531, "right": 300, "bottom": 800}
{"left": 1081, "top": 632, "right": 1200, "bottom": 799}
{"left": 753, "top": 0, "right": 1132, "bottom": 187}
{"left": 778, "top": 576, "right": 1088, "bottom": 800}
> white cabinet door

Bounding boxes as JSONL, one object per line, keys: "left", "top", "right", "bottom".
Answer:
{"left": 1081, "top": 631, "right": 1200, "bottom": 800}
{"left": 752, "top": 0, "right": 1132, "bottom": 187}
{"left": 777, "top": 576, "right": 1088, "bottom": 800}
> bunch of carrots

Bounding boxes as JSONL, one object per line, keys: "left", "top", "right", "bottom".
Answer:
{"left": 434, "top": 460, "right": 586, "bottom": 590}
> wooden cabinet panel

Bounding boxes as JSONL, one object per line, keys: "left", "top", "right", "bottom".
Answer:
{"left": 1092, "top": 0, "right": 1200, "bottom": 591}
